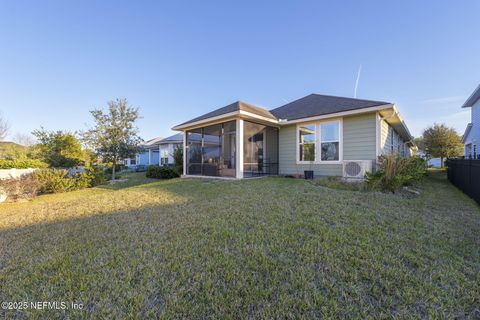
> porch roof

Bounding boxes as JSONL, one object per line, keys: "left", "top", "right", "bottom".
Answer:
{"left": 172, "top": 101, "right": 277, "bottom": 130}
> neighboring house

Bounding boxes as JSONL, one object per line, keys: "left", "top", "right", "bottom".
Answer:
{"left": 172, "top": 93, "right": 415, "bottom": 179}
{"left": 123, "top": 133, "right": 183, "bottom": 168}
{"left": 461, "top": 84, "right": 480, "bottom": 158}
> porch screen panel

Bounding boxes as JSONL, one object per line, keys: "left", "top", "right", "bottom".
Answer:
{"left": 186, "top": 128, "right": 202, "bottom": 175}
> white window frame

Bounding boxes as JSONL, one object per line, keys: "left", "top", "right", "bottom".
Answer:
{"left": 296, "top": 119, "right": 343, "bottom": 164}
{"left": 296, "top": 122, "right": 317, "bottom": 164}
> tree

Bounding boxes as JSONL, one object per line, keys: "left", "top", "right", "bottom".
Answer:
{"left": 12, "top": 133, "right": 36, "bottom": 146}
{"left": 0, "top": 112, "right": 9, "bottom": 140}
{"left": 32, "top": 128, "right": 87, "bottom": 167}
{"left": 422, "top": 123, "right": 463, "bottom": 168}
{"left": 413, "top": 137, "right": 425, "bottom": 153}
{"left": 82, "top": 99, "right": 142, "bottom": 180}
{"left": 172, "top": 145, "right": 183, "bottom": 175}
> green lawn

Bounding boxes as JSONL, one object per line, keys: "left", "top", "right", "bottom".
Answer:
{"left": 0, "top": 172, "right": 479, "bottom": 318}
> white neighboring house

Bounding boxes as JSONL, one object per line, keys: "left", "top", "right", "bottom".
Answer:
{"left": 123, "top": 133, "right": 183, "bottom": 168}
{"left": 462, "top": 84, "right": 480, "bottom": 159}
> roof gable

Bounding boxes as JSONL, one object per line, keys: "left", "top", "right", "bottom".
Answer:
{"left": 462, "top": 123, "right": 473, "bottom": 144}
{"left": 175, "top": 101, "right": 276, "bottom": 128}
{"left": 269, "top": 94, "right": 390, "bottom": 121}
{"left": 462, "top": 84, "right": 480, "bottom": 108}
{"left": 159, "top": 133, "right": 183, "bottom": 143}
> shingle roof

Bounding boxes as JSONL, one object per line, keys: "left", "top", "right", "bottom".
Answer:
{"left": 159, "top": 133, "right": 183, "bottom": 143}
{"left": 175, "top": 101, "right": 276, "bottom": 127}
{"left": 270, "top": 94, "right": 390, "bottom": 121}
{"left": 142, "top": 136, "right": 164, "bottom": 147}
{"left": 462, "top": 84, "right": 480, "bottom": 108}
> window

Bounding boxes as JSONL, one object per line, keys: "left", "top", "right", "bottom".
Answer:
{"left": 320, "top": 121, "right": 340, "bottom": 161}
{"left": 160, "top": 147, "right": 169, "bottom": 165}
{"left": 297, "top": 120, "right": 341, "bottom": 163}
{"left": 298, "top": 124, "right": 315, "bottom": 162}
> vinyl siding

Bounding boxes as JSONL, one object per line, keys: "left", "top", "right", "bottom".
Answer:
{"left": 278, "top": 124, "right": 342, "bottom": 176}
{"left": 380, "top": 119, "right": 408, "bottom": 157}
{"left": 464, "top": 100, "right": 480, "bottom": 157}
{"left": 343, "top": 113, "right": 377, "bottom": 160}
{"left": 278, "top": 113, "right": 377, "bottom": 176}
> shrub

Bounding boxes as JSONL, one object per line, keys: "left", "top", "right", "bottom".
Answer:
{"left": 34, "top": 169, "right": 75, "bottom": 193}
{"left": 0, "top": 174, "right": 40, "bottom": 202}
{"left": 173, "top": 146, "right": 183, "bottom": 176}
{"left": 0, "top": 159, "right": 48, "bottom": 169}
{"left": 135, "top": 165, "right": 147, "bottom": 172}
{"left": 366, "top": 154, "right": 427, "bottom": 193}
{"left": 85, "top": 166, "right": 107, "bottom": 186}
{"left": 33, "top": 166, "right": 107, "bottom": 194}
{"left": 104, "top": 164, "right": 124, "bottom": 175}
{"left": 146, "top": 165, "right": 179, "bottom": 179}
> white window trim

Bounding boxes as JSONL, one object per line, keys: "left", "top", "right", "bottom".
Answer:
{"left": 296, "top": 119, "right": 343, "bottom": 164}
{"left": 296, "top": 122, "right": 317, "bottom": 164}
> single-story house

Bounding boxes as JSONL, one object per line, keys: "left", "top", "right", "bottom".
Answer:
{"left": 123, "top": 133, "right": 183, "bottom": 168}
{"left": 461, "top": 84, "right": 480, "bottom": 158}
{"left": 172, "top": 93, "right": 415, "bottom": 179}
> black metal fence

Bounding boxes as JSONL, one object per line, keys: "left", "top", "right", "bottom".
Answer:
{"left": 446, "top": 159, "right": 480, "bottom": 204}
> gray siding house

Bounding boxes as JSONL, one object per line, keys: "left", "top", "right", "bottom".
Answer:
{"left": 461, "top": 84, "right": 480, "bottom": 158}
{"left": 173, "top": 94, "right": 414, "bottom": 179}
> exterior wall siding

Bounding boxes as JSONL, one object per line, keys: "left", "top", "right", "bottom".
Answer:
{"left": 380, "top": 119, "right": 407, "bottom": 157}
{"left": 138, "top": 152, "right": 149, "bottom": 165}
{"left": 343, "top": 113, "right": 377, "bottom": 160}
{"left": 465, "top": 100, "right": 480, "bottom": 157}
{"left": 278, "top": 112, "right": 377, "bottom": 176}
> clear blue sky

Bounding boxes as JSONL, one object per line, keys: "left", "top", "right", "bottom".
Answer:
{"left": 1, "top": 0, "right": 479, "bottom": 141}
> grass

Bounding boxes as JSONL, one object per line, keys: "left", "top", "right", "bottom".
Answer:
{"left": 0, "top": 172, "right": 479, "bottom": 318}
{"left": 312, "top": 176, "right": 365, "bottom": 191}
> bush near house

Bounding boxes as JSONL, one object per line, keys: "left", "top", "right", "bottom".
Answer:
{"left": 366, "top": 154, "right": 427, "bottom": 193}
{"left": 146, "top": 165, "right": 179, "bottom": 179}
{"left": 0, "top": 158, "right": 48, "bottom": 169}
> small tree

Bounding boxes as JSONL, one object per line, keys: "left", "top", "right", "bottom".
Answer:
{"left": 422, "top": 123, "right": 463, "bottom": 168}
{"left": 32, "top": 128, "right": 87, "bottom": 167}
{"left": 172, "top": 145, "right": 183, "bottom": 175}
{"left": 0, "top": 112, "right": 9, "bottom": 140}
{"left": 83, "top": 99, "right": 142, "bottom": 180}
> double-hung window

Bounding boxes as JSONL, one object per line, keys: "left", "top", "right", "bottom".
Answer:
{"left": 298, "top": 124, "right": 316, "bottom": 162}
{"left": 298, "top": 120, "right": 341, "bottom": 163}
{"left": 320, "top": 121, "right": 340, "bottom": 161}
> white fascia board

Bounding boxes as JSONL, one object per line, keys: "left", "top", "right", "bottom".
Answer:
{"left": 172, "top": 110, "right": 278, "bottom": 131}
{"left": 279, "top": 104, "right": 394, "bottom": 125}
{"left": 172, "top": 111, "right": 240, "bottom": 131}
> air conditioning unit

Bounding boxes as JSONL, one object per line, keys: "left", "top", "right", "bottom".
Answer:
{"left": 343, "top": 160, "right": 373, "bottom": 179}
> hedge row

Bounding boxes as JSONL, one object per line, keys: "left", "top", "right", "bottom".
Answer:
{"left": 0, "top": 159, "right": 48, "bottom": 169}
{"left": 146, "top": 166, "right": 179, "bottom": 179}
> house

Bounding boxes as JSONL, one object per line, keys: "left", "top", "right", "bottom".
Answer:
{"left": 123, "top": 133, "right": 183, "bottom": 168}
{"left": 172, "top": 93, "right": 415, "bottom": 179}
{"left": 461, "top": 84, "right": 480, "bottom": 158}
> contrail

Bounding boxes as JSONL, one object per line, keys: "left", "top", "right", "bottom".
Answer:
{"left": 354, "top": 64, "right": 362, "bottom": 98}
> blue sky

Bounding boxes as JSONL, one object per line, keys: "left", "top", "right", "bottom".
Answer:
{"left": 1, "top": 0, "right": 479, "bottom": 141}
